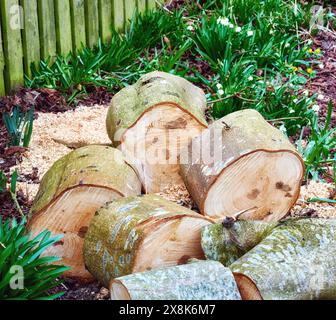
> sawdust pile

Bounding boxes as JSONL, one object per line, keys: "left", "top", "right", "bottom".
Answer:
{"left": 14, "top": 105, "right": 110, "bottom": 200}
{"left": 291, "top": 180, "right": 336, "bottom": 218}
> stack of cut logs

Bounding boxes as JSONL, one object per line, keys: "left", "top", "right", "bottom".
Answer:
{"left": 28, "top": 72, "right": 336, "bottom": 300}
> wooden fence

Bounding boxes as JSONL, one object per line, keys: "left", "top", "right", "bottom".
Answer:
{"left": 0, "top": 0, "right": 162, "bottom": 96}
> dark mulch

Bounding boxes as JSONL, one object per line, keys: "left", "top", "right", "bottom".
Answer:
{"left": 311, "top": 31, "right": 336, "bottom": 127}
{"left": 0, "top": 190, "right": 31, "bottom": 222}
{"left": 53, "top": 281, "right": 107, "bottom": 301}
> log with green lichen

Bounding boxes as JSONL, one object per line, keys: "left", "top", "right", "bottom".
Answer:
{"left": 83, "top": 194, "right": 213, "bottom": 287}
{"left": 180, "top": 109, "right": 305, "bottom": 221}
{"left": 230, "top": 218, "right": 336, "bottom": 300}
{"left": 106, "top": 71, "right": 208, "bottom": 193}
{"left": 201, "top": 220, "right": 278, "bottom": 266}
{"left": 110, "top": 260, "right": 242, "bottom": 300}
{"left": 28, "top": 145, "right": 141, "bottom": 282}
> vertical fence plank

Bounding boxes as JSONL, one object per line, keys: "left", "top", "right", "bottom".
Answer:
{"left": 38, "top": 0, "right": 57, "bottom": 61}
{"left": 112, "top": 0, "right": 124, "bottom": 32}
{"left": 137, "top": 0, "right": 146, "bottom": 13}
{"left": 0, "top": 0, "right": 24, "bottom": 92}
{"left": 0, "top": 21, "right": 5, "bottom": 95}
{"left": 146, "top": 0, "right": 156, "bottom": 11}
{"left": 85, "top": 0, "right": 99, "bottom": 47}
{"left": 99, "top": 0, "right": 113, "bottom": 42}
{"left": 21, "top": 0, "right": 40, "bottom": 78}
{"left": 70, "top": 0, "right": 86, "bottom": 52}
{"left": 55, "top": 0, "right": 73, "bottom": 55}
{"left": 125, "top": 0, "right": 136, "bottom": 27}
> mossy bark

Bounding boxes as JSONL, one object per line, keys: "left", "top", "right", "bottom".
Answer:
{"left": 230, "top": 218, "right": 336, "bottom": 300}
{"left": 106, "top": 71, "right": 208, "bottom": 146}
{"left": 29, "top": 145, "right": 141, "bottom": 217}
{"left": 201, "top": 220, "right": 277, "bottom": 266}
{"left": 84, "top": 195, "right": 213, "bottom": 287}
{"left": 110, "top": 260, "right": 242, "bottom": 300}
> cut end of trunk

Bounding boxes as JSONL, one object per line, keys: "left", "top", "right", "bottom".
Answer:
{"left": 110, "top": 280, "right": 131, "bottom": 300}
{"left": 28, "top": 186, "right": 121, "bottom": 282}
{"left": 134, "top": 216, "right": 209, "bottom": 272}
{"left": 122, "top": 104, "right": 205, "bottom": 193}
{"left": 233, "top": 273, "right": 263, "bottom": 300}
{"left": 204, "top": 150, "right": 304, "bottom": 221}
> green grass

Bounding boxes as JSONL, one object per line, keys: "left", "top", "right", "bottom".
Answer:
{"left": 24, "top": 0, "right": 335, "bottom": 180}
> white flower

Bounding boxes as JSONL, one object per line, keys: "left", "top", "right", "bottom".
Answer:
{"left": 317, "top": 94, "right": 324, "bottom": 100}
{"left": 229, "top": 23, "right": 234, "bottom": 29}
{"left": 217, "top": 17, "right": 230, "bottom": 26}
{"left": 318, "top": 63, "right": 324, "bottom": 69}
{"left": 303, "top": 90, "right": 309, "bottom": 96}
{"left": 269, "top": 29, "right": 274, "bottom": 35}
{"left": 285, "top": 43, "right": 290, "bottom": 48}
{"left": 293, "top": 98, "right": 299, "bottom": 103}
{"left": 216, "top": 83, "right": 223, "bottom": 89}
{"left": 218, "top": 89, "right": 225, "bottom": 96}
{"left": 279, "top": 124, "right": 287, "bottom": 135}
{"left": 289, "top": 108, "right": 295, "bottom": 114}
{"left": 186, "top": 25, "right": 194, "bottom": 31}
{"left": 235, "top": 26, "right": 242, "bottom": 33}
{"left": 248, "top": 76, "right": 253, "bottom": 81}
{"left": 312, "top": 104, "right": 320, "bottom": 113}
{"left": 307, "top": 39, "right": 313, "bottom": 45}
{"left": 247, "top": 30, "right": 254, "bottom": 37}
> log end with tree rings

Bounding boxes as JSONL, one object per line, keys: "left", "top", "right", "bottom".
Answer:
{"left": 83, "top": 195, "right": 214, "bottom": 287}
{"left": 180, "top": 109, "right": 305, "bottom": 222}
{"left": 27, "top": 145, "right": 141, "bottom": 282}
{"left": 106, "top": 71, "right": 208, "bottom": 193}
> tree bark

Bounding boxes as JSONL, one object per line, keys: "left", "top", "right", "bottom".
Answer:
{"left": 28, "top": 145, "right": 141, "bottom": 282}
{"left": 110, "top": 260, "right": 242, "bottom": 300}
{"left": 106, "top": 71, "right": 208, "bottom": 193}
{"left": 84, "top": 194, "right": 213, "bottom": 287}
{"left": 230, "top": 218, "right": 336, "bottom": 300}
{"left": 180, "top": 109, "right": 305, "bottom": 221}
{"left": 201, "top": 220, "right": 277, "bottom": 266}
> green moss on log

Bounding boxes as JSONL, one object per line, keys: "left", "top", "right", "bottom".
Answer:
{"left": 84, "top": 195, "right": 213, "bottom": 287}
{"left": 30, "top": 145, "right": 141, "bottom": 217}
{"left": 230, "top": 218, "right": 336, "bottom": 300}
{"left": 106, "top": 71, "right": 208, "bottom": 145}
{"left": 201, "top": 220, "right": 277, "bottom": 266}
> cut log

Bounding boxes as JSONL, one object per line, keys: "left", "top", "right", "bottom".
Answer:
{"left": 84, "top": 195, "right": 213, "bottom": 287}
{"left": 106, "top": 71, "right": 208, "bottom": 193}
{"left": 180, "top": 109, "right": 305, "bottom": 221}
{"left": 201, "top": 220, "right": 277, "bottom": 266}
{"left": 230, "top": 218, "right": 336, "bottom": 300}
{"left": 110, "top": 260, "right": 242, "bottom": 300}
{"left": 27, "top": 145, "right": 141, "bottom": 282}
